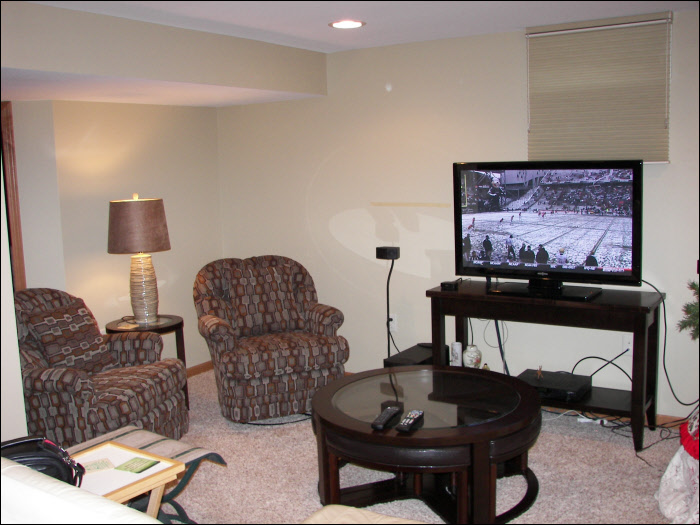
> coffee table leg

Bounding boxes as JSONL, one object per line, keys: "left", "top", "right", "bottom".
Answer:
{"left": 327, "top": 453, "right": 341, "bottom": 503}
{"left": 316, "top": 452, "right": 340, "bottom": 504}
{"left": 455, "top": 469, "right": 469, "bottom": 523}
{"left": 471, "top": 441, "right": 493, "bottom": 524}
{"left": 315, "top": 424, "right": 341, "bottom": 504}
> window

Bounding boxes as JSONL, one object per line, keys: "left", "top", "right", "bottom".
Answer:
{"left": 527, "top": 12, "right": 672, "bottom": 162}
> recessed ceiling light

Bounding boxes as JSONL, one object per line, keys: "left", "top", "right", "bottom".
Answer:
{"left": 329, "top": 20, "right": 366, "bottom": 29}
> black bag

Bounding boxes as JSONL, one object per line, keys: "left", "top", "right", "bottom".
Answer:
{"left": 1, "top": 436, "right": 85, "bottom": 486}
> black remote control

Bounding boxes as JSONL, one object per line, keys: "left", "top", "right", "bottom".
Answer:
{"left": 396, "top": 409, "right": 424, "bottom": 433}
{"left": 371, "top": 405, "right": 402, "bottom": 430}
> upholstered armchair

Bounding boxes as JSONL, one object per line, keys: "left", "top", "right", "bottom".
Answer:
{"left": 193, "top": 255, "right": 349, "bottom": 423}
{"left": 14, "top": 288, "right": 189, "bottom": 448}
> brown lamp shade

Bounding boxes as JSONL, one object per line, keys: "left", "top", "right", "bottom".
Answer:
{"left": 108, "top": 197, "right": 171, "bottom": 254}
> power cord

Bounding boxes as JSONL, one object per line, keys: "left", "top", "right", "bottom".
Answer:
{"left": 571, "top": 348, "right": 632, "bottom": 383}
{"left": 384, "top": 259, "right": 396, "bottom": 359}
{"left": 643, "top": 279, "right": 699, "bottom": 408}
{"left": 480, "top": 318, "right": 510, "bottom": 374}
{"left": 245, "top": 414, "right": 312, "bottom": 426}
{"left": 494, "top": 320, "right": 510, "bottom": 376}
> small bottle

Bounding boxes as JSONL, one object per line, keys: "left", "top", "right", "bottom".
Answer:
{"left": 450, "top": 342, "right": 463, "bottom": 366}
{"left": 463, "top": 344, "right": 482, "bottom": 368}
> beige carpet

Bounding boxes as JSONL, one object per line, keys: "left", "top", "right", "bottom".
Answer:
{"left": 171, "top": 370, "right": 680, "bottom": 524}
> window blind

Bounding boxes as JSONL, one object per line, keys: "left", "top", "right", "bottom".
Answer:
{"left": 527, "top": 12, "right": 672, "bottom": 162}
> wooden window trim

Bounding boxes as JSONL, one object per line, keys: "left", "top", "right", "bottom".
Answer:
{"left": 2, "top": 101, "right": 27, "bottom": 291}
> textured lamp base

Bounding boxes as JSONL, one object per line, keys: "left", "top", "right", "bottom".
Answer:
{"left": 130, "top": 253, "right": 159, "bottom": 325}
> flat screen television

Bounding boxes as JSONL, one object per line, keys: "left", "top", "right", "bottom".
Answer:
{"left": 453, "top": 160, "right": 643, "bottom": 301}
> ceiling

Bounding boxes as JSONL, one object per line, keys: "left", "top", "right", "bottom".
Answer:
{"left": 2, "top": 1, "right": 697, "bottom": 106}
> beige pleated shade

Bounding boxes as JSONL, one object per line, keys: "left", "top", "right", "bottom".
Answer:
{"left": 108, "top": 197, "right": 171, "bottom": 254}
{"left": 527, "top": 12, "right": 671, "bottom": 162}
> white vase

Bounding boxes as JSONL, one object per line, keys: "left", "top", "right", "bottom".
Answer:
{"left": 450, "top": 342, "right": 463, "bottom": 366}
{"left": 463, "top": 345, "right": 482, "bottom": 368}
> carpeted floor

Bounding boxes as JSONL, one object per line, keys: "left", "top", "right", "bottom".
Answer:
{"left": 171, "top": 370, "right": 680, "bottom": 523}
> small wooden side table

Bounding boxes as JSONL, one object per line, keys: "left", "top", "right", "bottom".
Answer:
{"left": 106, "top": 314, "right": 189, "bottom": 409}
{"left": 72, "top": 441, "right": 185, "bottom": 518}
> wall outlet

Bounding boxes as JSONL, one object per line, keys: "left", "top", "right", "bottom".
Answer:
{"left": 389, "top": 313, "right": 398, "bottom": 332}
{"left": 622, "top": 334, "right": 633, "bottom": 353}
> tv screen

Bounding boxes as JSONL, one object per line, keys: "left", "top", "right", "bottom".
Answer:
{"left": 453, "top": 160, "right": 643, "bottom": 300}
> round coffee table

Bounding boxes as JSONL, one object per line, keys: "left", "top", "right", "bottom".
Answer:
{"left": 311, "top": 365, "right": 541, "bottom": 524}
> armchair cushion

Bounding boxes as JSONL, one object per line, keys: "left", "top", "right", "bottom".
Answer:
{"left": 232, "top": 265, "right": 305, "bottom": 336}
{"left": 26, "top": 300, "right": 115, "bottom": 374}
{"left": 222, "top": 332, "right": 348, "bottom": 380}
{"left": 91, "top": 359, "right": 187, "bottom": 428}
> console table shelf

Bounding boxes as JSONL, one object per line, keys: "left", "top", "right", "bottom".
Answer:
{"left": 427, "top": 280, "right": 665, "bottom": 451}
{"left": 546, "top": 386, "right": 632, "bottom": 416}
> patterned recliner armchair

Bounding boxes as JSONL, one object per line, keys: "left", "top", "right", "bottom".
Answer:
{"left": 14, "top": 288, "right": 189, "bottom": 447}
{"left": 193, "top": 255, "right": 350, "bottom": 423}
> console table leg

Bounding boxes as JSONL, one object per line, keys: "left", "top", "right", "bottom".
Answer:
{"left": 431, "top": 298, "right": 447, "bottom": 364}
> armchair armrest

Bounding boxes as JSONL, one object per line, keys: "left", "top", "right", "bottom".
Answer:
{"left": 18, "top": 345, "right": 47, "bottom": 370}
{"left": 22, "top": 366, "right": 93, "bottom": 398}
{"left": 198, "top": 315, "right": 237, "bottom": 347}
{"left": 306, "top": 304, "right": 345, "bottom": 336}
{"left": 103, "top": 332, "right": 163, "bottom": 366}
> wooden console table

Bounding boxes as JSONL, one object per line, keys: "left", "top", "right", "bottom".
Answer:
{"left": 427, "top": 280, "right": 665, "bottom": 451}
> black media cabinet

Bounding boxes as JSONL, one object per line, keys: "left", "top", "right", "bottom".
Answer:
{"left": 427, "top": 280, "right": 665, "bottom": 451}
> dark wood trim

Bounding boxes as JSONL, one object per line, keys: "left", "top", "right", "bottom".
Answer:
{"left": 187, "top": 360, "right": 213, "bottom": 378}
{"left": 1, "top": 101, "right": 26, "bottom": 291}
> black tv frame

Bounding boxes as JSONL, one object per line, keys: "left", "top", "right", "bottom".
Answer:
{"left": 453, "top": 160, "right": 643, "bottom": 301}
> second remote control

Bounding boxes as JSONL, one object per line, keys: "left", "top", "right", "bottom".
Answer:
{"left": 371, "top": 406, "right": 402, "bottom": 430}
{"left": 396, "top": 409, "right": 424, "bottom": 432}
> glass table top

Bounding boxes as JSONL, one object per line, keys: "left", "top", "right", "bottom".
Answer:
{"left": 332, "top": 368, "right": 520, "bottom": 429}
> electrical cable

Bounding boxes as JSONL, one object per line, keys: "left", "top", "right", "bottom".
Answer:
{"left": 643, "top": 279, "right": 698, "bottom": 407}
{"left": 590, "top": 347, "right": 630, "bottom": 377}
{"left": 571, "top": 349, "right": 632, "bottom": 383}
{"left": 245, "top": 414, "right": 311, "bottom": 426}
{"left": 389, "top": 329, "right": 402, "bottom": 354}
{"left": 494, "top": 319, "right": 510, "bottom": 375}
{"left": 385, "top": 259, "right": 395, "bottom": 359}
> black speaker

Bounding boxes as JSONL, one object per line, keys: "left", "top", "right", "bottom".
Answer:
{"left": 376, "top": 246, "right": 400, "bottom": 260}
{"left": 383, "top": 344, "right": 434, "bottom": 368}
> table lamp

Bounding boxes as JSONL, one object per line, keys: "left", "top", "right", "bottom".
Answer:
{"left": 108, "top": 194, "right": 170, "bottom": 325}
{"left": 376, "top": 246, "right": 400, "bottom": 359}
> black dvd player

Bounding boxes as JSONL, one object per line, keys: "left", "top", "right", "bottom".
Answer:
{"left": 517, "top": 369, "right": 592, "bottom": 402}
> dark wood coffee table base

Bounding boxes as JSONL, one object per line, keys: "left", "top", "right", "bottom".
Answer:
{"left": 333, "top": 463, "right": 538, "bottom": 524}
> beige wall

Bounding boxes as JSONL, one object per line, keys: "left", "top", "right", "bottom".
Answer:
{"left": 2, "top": 8, "right": 698, "bottom": 436}
{"left": 11, "top": 102, "right": 223, "bottom": 367}
{"left": 1, "top": 1, "right": 326, "bottom": 98}
{"left": 13, "top": 101, "right": 66, "bottom": 289}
